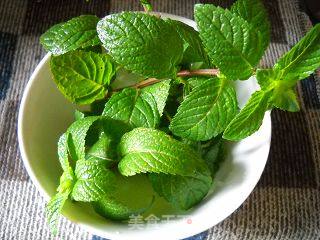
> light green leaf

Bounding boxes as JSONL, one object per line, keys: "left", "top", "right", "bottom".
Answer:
{"left": 223, "top": 90, "right": 271, "bottom": 140}
{"left": 86, "top": 133, "right": 118, "bottom": 167}
{"left": 170, "top": 78, "right": 238, "bottom": 141}
{"left": 40, "top": 15, "right": 100, "bottom": 55}
{"left": 102, "top": 88, "right": 160, "bottom": 128}
{"left": 194, "top": 4, "right": 264, "bottom": 80}
{"left": 57, "top": 133, "right": 70, "bottom": 172}
{"left": 272, "top": 88, "right": 300, "bottom": 112}
{"left": 118, "top": 128, "right": 209, "bottom": 176}
{"left": 71, "top": 159, "right": 116, "bottom": 202}
{"left": 67, "top": 116, "right": 100, "bottom": 161}
{"left": 74, "top": 110, "right": 86, "bottom": 121}
{"left": 51, "top": 51, "right": 115, "bottom": 105}
{"left": 274, "top": 24, "right": 320, "bottom": 81}
{"left": 256, "top": 68, "right": 282, "bottom": 89}
{"left": 140, "top": 0, "right": 153, "bottom": 12}
{"left": 149, "top": 172, "right": 212, "bottom": 210}
{"left": 142, "top": 80, "right": 171, "bottom": 116}
{"left": 93, "top": 195, "right": 151, "bottom": 221}
{"left": 97, "top": 12, "right": 183, "bottom": 78}
{"left": 46, "top": 168, "right": 74, "bottom": 235}
{"left": 167, "top": 19, "right": 210, "bottom": 66}
{"left": 231, "top": 0, "right": 270, "bottom": 52}
{"left": 46, "top": 191, "right": 70, "bottom": 235}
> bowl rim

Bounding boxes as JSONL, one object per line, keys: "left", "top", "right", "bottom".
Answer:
{"left": 18, "top": 12, "right": 271, "bottom": 240}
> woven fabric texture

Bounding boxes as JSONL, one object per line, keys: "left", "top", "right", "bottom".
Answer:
{"left": 0, "top": 0, "right": 319, "bottom": 239}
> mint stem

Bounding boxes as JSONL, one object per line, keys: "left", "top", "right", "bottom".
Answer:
{"left": 177, "top": 69, "right": 220, "bottom": 77}
{"left": 112, "top": 68, "right": 219, "bottom": 93}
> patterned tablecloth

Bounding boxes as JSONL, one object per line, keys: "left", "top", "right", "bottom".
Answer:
{"left": 0, "top": 0, "right": 319, "bottom": 239}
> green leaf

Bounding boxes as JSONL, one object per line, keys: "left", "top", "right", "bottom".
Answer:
{"left": 223, "top": 90, "right": 271, "bottom": 140}
{"left": 187, "top": 76, "right": 210, "bottom": 89}
{"left": 170, "top": 78, "right": 238, "bottom": 141}
{"left": 201, "top": 138, "right": 225, "bottom": 177}
{"left": 93, "top": 195, "right": 151, "bottom": 221}
{"left": 97, "top": 12, "right": 183, "bottom": 78}
{"left": 74, "top": 110, "right": 86, "bottom": 121}
{"left": 71, "top": 159, "right": 116, "bottom": 202}
{"left": 142, "top": 80, "right": 171, "bottom": 116}
{"left": 67, "top": 116, "right": 100, "bottom": 161}
{"left": 149, "top": 172, "right": 212, "bottom": 210}
{"left": 194, "top": 4, "right": 264, "bottom": 80}
{"left": 256, "top": 68, "right": 282, "bottom": 89}
{"left": 118, "top": 128, "right": 209, "bottom": 176}
{"left": 57, "top": 133, "right": 70, "bottom": 172}
{"left": 272, "top": 87, "right": 300, "bottom": 112}
{"left": 102, "top": 88, "right": 160, "bottom": 128}
{"left": 86, "top": 133, "right": 118, "bottom": 167}
{"left": 166, "top": 19, "right": 210, "bottom": 66}
{"left": 46, "top": 191, "right": 70, "bottom": 235}
{"left": 231, "top": 0, "right": 270, "bottom": 52}
{"left": 46, "top": 168, "right": 74, "bottom": 234}
{"left": 140, "top": 0, "right": 153, "bottom": 12}
{"left": 40, "top": 15, "right": 100, "bottom": 55}
{"left": 274, "top": 24, "right": 320, "bottom": 81}
{"left": 51, "top": 51, "right": 115, "bottom": 105}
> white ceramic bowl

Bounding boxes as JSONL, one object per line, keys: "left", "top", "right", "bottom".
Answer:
{"left": 18, "top": 13, "right": 271, "bottom": 240}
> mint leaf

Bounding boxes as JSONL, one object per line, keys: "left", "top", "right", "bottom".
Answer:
{"left": 97, "top": 12, "right": 183, "bottom": 78}
{"left": 40, "top": 15, "right": 100, "bottom": 55}
{"left": 93, "top": 195, "right": 151, "bottom": 221}
{"left": 194, "top": 4, "right": 264, "bottom": 80}
{"left": 102, "top": 88, "right": 160, "bottom": 128}
{"left": 223, "top": 90, "right": 271, "bottom": 140}
{"left": 274, "top": 24, "right": 320, "bottom": 81}
{"left": 170, "top": 78, "right": 238, "bottom": 141}
{"left": 71, "top": 159, "right": 116, "bottom": 202}
{"left": 272, "top": 88, "right": 300, "bottom": 112}
{"left": 86, "top": 133, "right": 118, "bottom": 167}
{"left": 201, "top": 138, "right": 225, "bottom": 177}
{"left": 118, "top": 128, "right": 208, "bottom": 176}
{"left": 231, "top": 0, "right": 270, "bottom": 52}
{"left": 51, "top": 51, "right": 115, "bottom": 104}
{"left": 57, "top": 133, "right": 70, "bottom": 172}
{"left": 46, "top": 169, "right": 74, "bottom": 234}
{"left": 140, "top": 0, "right": 153, "bottom": 12}
{"left": 74, "top": 110, "right": 86, "bottom": 120}
{"left": 46, "top": 191, "right": 70, "bottom": 235}
{"left": 187, "top": 76, "right": 210, "bottom": 89}
{"left": 167, "top": 19, "right": 210, "bottom": 66}
{"left": 149, "top": 172, "right": 212, "bottom": 210}
{"left": 256, "top": 68, "right": 282, "bottom": 89}
{"left": 67, "top": 116, "right": 100, "bottom": 161}
{"left": 142, "top": 80, "right": 171, "bottom": 116}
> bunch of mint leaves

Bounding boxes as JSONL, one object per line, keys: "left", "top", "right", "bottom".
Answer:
{"left": 40, "top": 0, "right": 320, "bottom": 234}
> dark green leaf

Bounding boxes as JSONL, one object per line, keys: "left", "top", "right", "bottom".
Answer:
{"left": 118, "top": 128, "right": 209, "bottom": 176}
{"left": 97, "top": 12, "right": 183, "bottom": 78}
{"left": 194, "top": 4, "right": 264, "bottom": 80}
{"left": 231, "top": 0, "right": 270, "bottom": 52}
{"left": 167, "top": 19, "right": 210, "bottom": 66}
{"left": 51, "top": 51, "right": 115, "bottom": 104}
{"left": 274, "top": 24, "right": 320, "bottom": 81}
{"left": 102, "top": 88, "right": 160, "bottom": 128}
{"left": 223, "top": 90, "right": 271, "bottom": 140}
{"left": 71, "top": 159, "right": 116, "bottom": 202}
{"left": 40, "top": 15, "right": 100, "bottom": 55}
{"left": 170, "top": 78, "right": 238, "bottom": 141}
{"left": 149, "top": 172, "right": 212, "bottom": 210}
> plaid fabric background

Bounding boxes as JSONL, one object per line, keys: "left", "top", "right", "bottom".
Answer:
{"left": 0, "top": 0, "right": 319, "bottom": 239}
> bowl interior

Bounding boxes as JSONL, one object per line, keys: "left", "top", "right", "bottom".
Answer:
{"left": 18, "top": 13, "right": 271, "bottom": 240}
